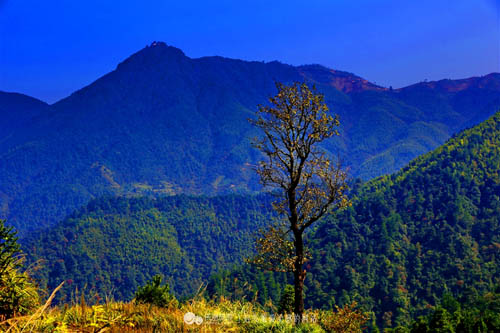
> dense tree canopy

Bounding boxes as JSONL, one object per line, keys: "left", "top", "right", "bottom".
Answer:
{"left": 209, "top": 111, "right": 500, "bottom": 329}
{"left": 24, "top": 194, "right": 273, "bottom": 301}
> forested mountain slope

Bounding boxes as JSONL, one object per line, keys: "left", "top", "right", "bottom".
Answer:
{"left": 24, "top": 194, "right": 272, "bottom": 301}
{"left": 24, "top": 112, "right": 500, "bottom": 325}
{"left": 2, "top": 42, "right": 500, "bottom": 233}
{"left": 210, "top": 111, "right": 500, "bottom": 329}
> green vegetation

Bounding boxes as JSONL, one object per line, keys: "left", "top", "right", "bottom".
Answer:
{"left": 134, "top": 275, "right": 177, "bottom": 308}
{"left": 0, "top": 220, "right": 40, "bottom": 320}
{"left": 209, "top": 112, "right": 500, "bottom": 329}
{"left": 278, "top": 285, "right": 295, "bottom": 314}
{"left": 0, "top": 260, "right": 40, "bottom": 321}
{"left": 0, "top": 219, "right": 21, "bottom": 276}
{"left": 11, "top": 107, "right": 500, "bottom": 330}
{"left": 24, "top": 194, "right": 274, "bottom": 301}
{"left": 403, "top": 288, "right": 500, "bottom": 332}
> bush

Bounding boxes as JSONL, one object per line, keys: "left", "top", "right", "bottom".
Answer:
{"left": 0, "top": 220, "right": 40, "bottom": 320}
{"left": 0, "top": 219, "right": 20, "bottom": 276}
{"left": 318, "top": 302, "right": 369, "bottom": 333}
{"left": 134, "top": 275, "right": 177, "bottom": 308}
{"left": 278, "top": 284, "right": 295, "bottom": 314}
{"left": 0, "top": 261, "right": 40, "bottom": 320}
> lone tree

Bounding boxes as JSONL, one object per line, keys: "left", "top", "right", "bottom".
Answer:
{"left": 249, "top": 82, "right": 350, "bottom": 323}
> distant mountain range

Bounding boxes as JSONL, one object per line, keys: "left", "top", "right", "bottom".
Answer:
{"left": 1, "top": 41, "right": 500, "bottom": 233}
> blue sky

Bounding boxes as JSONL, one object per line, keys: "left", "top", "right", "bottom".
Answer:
{"left": 0, "top": 0, "right": 498, "bottom": 103}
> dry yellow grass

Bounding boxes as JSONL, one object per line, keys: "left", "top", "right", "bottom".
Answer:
{"left": 1, "top": 287, "right": 367, "bottom": 332}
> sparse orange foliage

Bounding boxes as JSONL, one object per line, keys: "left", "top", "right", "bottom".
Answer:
{"left": 318, "top": 302, "right": 369, "bottom": 333}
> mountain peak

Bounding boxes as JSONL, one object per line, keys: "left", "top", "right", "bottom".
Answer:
{"left": 146, "top": 41, "right": 185, "bottom": 55}
{"left": 116, "top": 41, "right": 187, "bottom": 71}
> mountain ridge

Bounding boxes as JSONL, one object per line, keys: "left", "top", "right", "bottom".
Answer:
{"left": 5, "top": 42, "right": 498, "bottom": 106}
{"left": 1, "top": 42, "right": 500, "bottom": 233}
{"left": 44, "top": 42, "right": 500, "bottom": 105}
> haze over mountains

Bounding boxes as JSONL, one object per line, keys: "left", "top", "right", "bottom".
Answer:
{"left": 1, "top": 41, "right": 500, "bottom": 233}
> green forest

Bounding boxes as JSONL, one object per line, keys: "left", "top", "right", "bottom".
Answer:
{"left": 24, "top": 194, "right": 273, "bottom": 301}
{"left": 15, "top": 111, "right": 500, "bottom": 331}
{"left": 208, "top": 111, "right": 500, "bottom": 330}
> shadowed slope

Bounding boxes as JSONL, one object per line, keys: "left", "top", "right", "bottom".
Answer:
{"left": 1, "top": 42, "right": 499, "bottom": 233}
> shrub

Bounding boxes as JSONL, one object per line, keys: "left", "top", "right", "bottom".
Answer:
{"left": 278, "top": 284, "right": 295, "bottom": 314}
{"left": 0, "top": 220, "right": 40, "bottom": 320}
{"left": 0, "top": 261, "right": 40, "bottom": 320}
{"left": 134, "top": 275, "right": 177, "bottom": 308}
{"left": 318, "top": 302, "right": 369, "bottom": 333}
{"left": 0, "top": 219, "right": 20, "bottom": 276}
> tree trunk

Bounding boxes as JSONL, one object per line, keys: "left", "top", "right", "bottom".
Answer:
{"left": 293, "top": 230, "right": 306, "bottom": 324}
